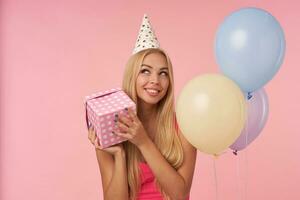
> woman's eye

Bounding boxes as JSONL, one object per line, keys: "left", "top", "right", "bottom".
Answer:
{"left": 160, "top": 71, "right": 168, "bottom": 76}
{"left": 140, "top": 69, "right": 168, "bottom": 76}
{"left": 141, "top": 69, "right": 150, "bottom": 74}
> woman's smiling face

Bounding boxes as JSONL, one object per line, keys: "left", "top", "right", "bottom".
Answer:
{"left": 136, "top": 52, "right": 170, "bottom": 105}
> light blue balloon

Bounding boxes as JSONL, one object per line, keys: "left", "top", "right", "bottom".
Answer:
{"left": 215, "top": 7, "right": 285, "bottom": 92}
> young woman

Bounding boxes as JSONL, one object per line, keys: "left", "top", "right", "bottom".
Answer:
{"left": 88, "top": 15, "right": 197, "bottom": 200}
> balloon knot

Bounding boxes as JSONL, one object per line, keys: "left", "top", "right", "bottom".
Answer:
{"left": 233, "top": 150, "right": 238, "bottom": 155}
{"left": 247, "top": 92, "right": 253, "bottom": 100}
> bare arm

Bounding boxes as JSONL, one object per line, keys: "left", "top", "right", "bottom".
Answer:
{"left": 137, "top": 129, "right": 197, "bottom": 200}
{"left": 89, "top": 127, "right": 129, "bottom": 200}
{"left": 95, "top": 149, "right": 128, "bottom": 200}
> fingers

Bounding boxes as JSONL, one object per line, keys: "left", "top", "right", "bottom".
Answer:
{"left": 88, "top": 126, "right": 97, "bottom": 145}
{"left": 91, "top": 131, "right": 97, "bottom": 145}
{"left": 114, "top": 131, "right": 133, "bottom": 140}
{"left": 88, "top": 128, "right": 92, "bottom": 140}
{"left": 115, "top": 122, "right": 132, "bottom": 135}
{"left": 115, "top": 110, "right": 135, "bottom": 133}
{"left": 118, "top": 115, "right": 133, "bottom": 127}
{"left": 88, "top": 127, "right": 93, "bottom": 142}
{"left": 127, "top": 107, "right": 139, "bottom": 122}
{"left": 95, "top": 137, "right": 101, "bottom": 150}
{"left": 88, "top": 127, "right": 102, "bottom": 149}
{"left": 113, "top": 108, "right": 139, "bottom": 138}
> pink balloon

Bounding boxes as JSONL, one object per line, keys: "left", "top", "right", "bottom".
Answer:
{"left": 230, "top": 88, "right": 269, "bottom": 152}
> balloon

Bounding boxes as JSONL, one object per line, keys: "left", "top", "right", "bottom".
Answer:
{"left": 176, "top": 74, "right": 247, "bottom": 155}
{"left": 230, "top": 88, "right": 269, "bottom": 151}
{"left": 215, "top": 7, "right": 285, "bottom": 92}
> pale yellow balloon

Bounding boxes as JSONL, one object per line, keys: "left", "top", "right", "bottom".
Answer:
{"left": 176, "top": 74, "right": 247, "bottom": 155}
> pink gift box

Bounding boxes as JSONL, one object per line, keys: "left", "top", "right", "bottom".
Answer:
{"left": 84, "top": 88, "right": 136, "bottom": 149}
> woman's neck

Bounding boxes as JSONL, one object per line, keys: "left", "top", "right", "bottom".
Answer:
{"left": 138, "top": 107, "right": 157, "bottom": 123}
{"left": 137, "top": 100, "right": 158, "bottom": 124}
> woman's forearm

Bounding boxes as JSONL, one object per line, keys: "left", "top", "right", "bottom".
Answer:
{"left": 104, "top": 151, "right": 129, "bottom": 200}
{"left": 138, "top": 140, "right": 188, "bottom": 200}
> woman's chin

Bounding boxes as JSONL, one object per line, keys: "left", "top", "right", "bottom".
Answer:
{"left": 139, "top": 96, "right": 161, "bottom": 106}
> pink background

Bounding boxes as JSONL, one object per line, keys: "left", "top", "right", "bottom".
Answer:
{"left": 1, "top": 0, "right": 299, "bottom": 199}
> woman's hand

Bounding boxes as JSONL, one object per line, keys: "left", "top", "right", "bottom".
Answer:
{"left": 113, "top": 108, "right": 150, "bottom": 148}
{"left": 88, "top": 126, "right": 124, "bottom": 156}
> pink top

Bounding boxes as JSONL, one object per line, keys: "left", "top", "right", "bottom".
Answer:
{"left": 136, "top": 162, "right": 190, "bottom": 200}
{"left": 136, "top": 116, "right": 190, "bottom": 200}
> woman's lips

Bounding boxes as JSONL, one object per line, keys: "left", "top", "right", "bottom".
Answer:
{"left": 144, "top": 88, "right": 160, "bottom": 96}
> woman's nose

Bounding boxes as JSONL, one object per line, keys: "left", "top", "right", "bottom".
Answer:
{"left": 149, "top": 74, "right": 159, "bottom": 84}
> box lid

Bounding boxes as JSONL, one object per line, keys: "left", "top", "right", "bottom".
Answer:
{"left": 84, "top": 87, "right": 122, "bottom": 103}
{"left": 84, "top": 87, "right": 122, "bottom": 129}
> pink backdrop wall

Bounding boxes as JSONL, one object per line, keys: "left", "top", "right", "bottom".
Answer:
{"left": 1, "top": 0, "right": 299, "bottom": 199}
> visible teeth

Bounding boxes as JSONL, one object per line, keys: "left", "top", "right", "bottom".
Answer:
{"left": 146, "top": 89, "right": 159, "bottom": 94}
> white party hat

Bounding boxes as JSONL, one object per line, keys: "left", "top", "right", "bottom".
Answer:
{"left": 132, "top": 14, "right": 160, "bottom": 54}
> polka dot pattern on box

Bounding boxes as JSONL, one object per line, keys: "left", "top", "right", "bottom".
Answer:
{"left": 84, "top": 88, "right": 136, "bottom": 149}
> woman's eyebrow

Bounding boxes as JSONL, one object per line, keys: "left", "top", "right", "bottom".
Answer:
{"left": 141, "top": 64, "right": 168, "bottom": 71}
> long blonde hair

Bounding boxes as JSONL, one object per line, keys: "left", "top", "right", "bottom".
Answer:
{"left": 122, "top": 48, "right": 184, "bottom": 200}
